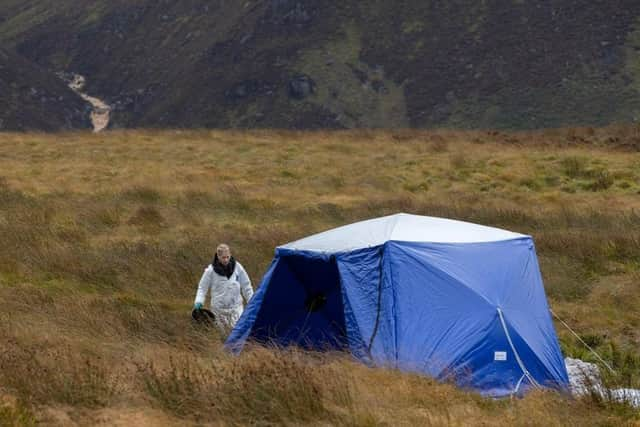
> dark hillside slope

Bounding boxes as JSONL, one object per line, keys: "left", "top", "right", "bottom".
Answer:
{"left": 1, "top": 0, "right": 640, "bottom": 129}
{"left": 0, "top": 49, "right": 90, "bottom": 131}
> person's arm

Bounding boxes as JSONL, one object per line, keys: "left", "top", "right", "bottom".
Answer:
{"left": 237, "top": 263, "right": 253, "bottom": 303}
{"left": 194, "top": 265, "right": 213, "bottom": 307}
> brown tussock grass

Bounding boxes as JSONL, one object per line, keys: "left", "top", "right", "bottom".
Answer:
{"left": 0, "top": 126, "right": 639, "bottom": 425}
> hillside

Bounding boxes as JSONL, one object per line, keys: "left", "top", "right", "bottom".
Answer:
{"left": 0, "top": 128, "right": 638, "bottom": 425}
{"left": 1, "top": 1, "right": 640, "bottom": 130}
{"left": 0, "top": 49, "right": 91, "bottom": 131}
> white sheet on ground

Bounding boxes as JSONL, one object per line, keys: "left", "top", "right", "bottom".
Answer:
{"left": 565, "top": 357, "right": 640, "bottom": 408}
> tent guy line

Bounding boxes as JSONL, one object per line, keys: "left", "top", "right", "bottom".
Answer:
{"left": 550, "top": 308, "right": 616, "bottom": 374}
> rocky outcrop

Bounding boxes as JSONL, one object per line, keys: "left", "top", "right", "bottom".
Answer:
{"left": 288, "top": 75, "right": 315, "bottom": 100}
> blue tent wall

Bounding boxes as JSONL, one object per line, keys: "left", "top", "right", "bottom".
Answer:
{"left": 333, "top": 245, "right": 393, "bottom": 364}
{"left": 226, "top": 258, "right": 280, "bottom": 351}
{"left": 226, "top": 238, "right": 569, "bottom": 397}
{"left": 228, "top": 250, "right": 347, "bottom": 350}
{"left": 382, "top": 239, "right": 569, "bottom": 395}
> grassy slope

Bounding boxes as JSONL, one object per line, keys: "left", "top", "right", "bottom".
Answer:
{"left": 0, "top": 128, "right": 639, "bottom": 425}
{"left": 2, "top": 1, "right": 640, "bottom": 129}
{"left": 0, "top": 49, "right": 91, "bottom": 131}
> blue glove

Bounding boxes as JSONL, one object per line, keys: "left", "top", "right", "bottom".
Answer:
{"left": 193, "top": 302, "right": 203, "bottom": 310}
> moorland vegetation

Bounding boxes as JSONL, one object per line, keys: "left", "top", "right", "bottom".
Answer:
{"left": 0, "top": 127, "right": 639, "bottom": 425}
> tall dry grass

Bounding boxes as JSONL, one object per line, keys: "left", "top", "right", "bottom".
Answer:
{"left": 0, "top": 127, "right": 639, "bottom": 424}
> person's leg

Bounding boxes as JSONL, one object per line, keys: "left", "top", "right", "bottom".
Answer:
{"left": 214, "top": 307, "right": 242, "bottom": 335}
{"left": 228, "top": 307, "right": 243, "bottom": 329}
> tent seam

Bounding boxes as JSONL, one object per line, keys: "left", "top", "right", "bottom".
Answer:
{"left": 388, "top": 213, "right": 403, "bottom": 242}
{"left": 497, "top": 308, "right": 541, "bottom": 390}
{"left": 504, "top": 309, "right": 571, "bottom": 384}
{"left": 367, "top": 246, "right": 385, "bottom": 356}
{"left": 397, "top": 243, "right": 497, "bottom": 311}
{"left": 388, "top": 245, "right": 399, "bottom": 367}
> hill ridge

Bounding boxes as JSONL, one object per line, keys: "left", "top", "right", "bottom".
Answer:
{"left": 2, "top": 1, "right": 640, "bottom": 130}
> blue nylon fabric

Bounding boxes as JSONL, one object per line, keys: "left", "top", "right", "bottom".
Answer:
{"left": 384, "top": 240, "right": 568, "bottom": 395}
{"left": 225, "top": 239, "right": 569, "bottom": 397}
{"left": 225, "top": 257, "right": 280, "bottom": 353}
{"left": 444, "top": 312, "right": 528, "bottom": 396}
{"left": 227, "top": 249, "right": 347, "bottom": 350}
{"left": 500, "top": 247, "right": 569, "bottom": 386}
{"left": 334, "top": 246, "right": 392, "bottom": 364}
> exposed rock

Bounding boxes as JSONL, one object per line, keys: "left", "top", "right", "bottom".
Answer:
{"left": 371, "top": 80, "right": 388, "bottom": 94}
{"left": 269, "top": 0, "right": 313, "bottom": 27}
{"left": 349, "top": 65, "right": 368, "bottom": 84}
{"left": 288, "top": 74, "right": 315, "bottom": 100}
{"left": 225, "top": 80, "right": 274, "bottom": 101}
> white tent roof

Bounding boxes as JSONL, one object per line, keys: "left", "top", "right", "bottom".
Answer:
{"left": 279, "top": 213, "right": 528, "bottom": 253}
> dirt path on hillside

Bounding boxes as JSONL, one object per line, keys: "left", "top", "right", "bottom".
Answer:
{"left": 67, "top": 74, "right": 111, "bottom": 132}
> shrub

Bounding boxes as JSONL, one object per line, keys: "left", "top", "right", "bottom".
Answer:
{"left": 561, "top": 156, "right": 589, "bottom": 178}
{"left": 585, "top": 169, "right": 614, "bottom": 191}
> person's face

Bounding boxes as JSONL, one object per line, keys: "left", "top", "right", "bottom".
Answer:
{"left": 218, "top": 250, "right": 231, "bottom": 266}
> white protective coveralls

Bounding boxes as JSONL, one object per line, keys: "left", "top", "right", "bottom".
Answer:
{"left": 194, "top": 261, "right": 253, "bottom": 330}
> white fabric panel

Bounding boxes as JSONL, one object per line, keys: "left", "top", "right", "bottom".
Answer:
{"left": 565, "top": 357, "right": 640, "bottom": 408}
{"left": 390, "top": 214, "right": 524, "bottom": 244}
{"left": 280, "top": 213, "right": 527, "bottom": 253}
{"left": 281, "top": 215, "right": 396, "bottom": 252}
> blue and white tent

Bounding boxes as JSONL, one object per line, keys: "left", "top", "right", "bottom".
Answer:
{"left": 226, "top": 213, "right": 569, "bottom": 397}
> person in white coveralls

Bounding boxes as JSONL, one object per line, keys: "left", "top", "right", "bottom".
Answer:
{"left": 193, "top": 243, "right": 253, "bottom": 331}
